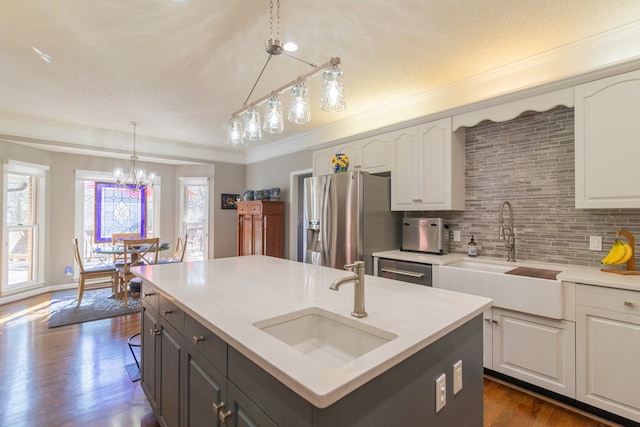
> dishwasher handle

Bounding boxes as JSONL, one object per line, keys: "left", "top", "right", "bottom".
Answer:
{"left": 380, "top": 267, "right": 425, "bottom": 278}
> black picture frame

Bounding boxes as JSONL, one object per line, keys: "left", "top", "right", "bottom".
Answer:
{"left": 221, "top": 193, "right": 239, "bottom": 209}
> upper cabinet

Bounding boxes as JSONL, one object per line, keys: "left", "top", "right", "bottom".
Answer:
{"left": 311, "top": 133, "right": 394, "bottom": 176}
{"left": 391, "top": 117, "right": 465, "bottom": 211}
{"left": 575, "top": 69, "right": 640, "bottom": 208}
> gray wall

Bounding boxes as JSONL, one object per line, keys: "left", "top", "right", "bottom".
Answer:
{"left": 1, "top": 140, "right": 244, "bottom": 287}
{"left": 246, "top": 150, "right": 311, "bottom": 258}
{"left": 411, "top": 106, "right": 640, "bottom": 267}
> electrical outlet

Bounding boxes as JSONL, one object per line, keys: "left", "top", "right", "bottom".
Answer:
{"left": 453, "top": 360, "right": 463, "bottom": 394}
{"left": 435, "top": 373, "right": 446, "bottom": 412}
{"left": 453, "top": 230, "right": 461, "bottom": 242}
{"left": 589, "top": 236, "right": 602, "bottom": 251}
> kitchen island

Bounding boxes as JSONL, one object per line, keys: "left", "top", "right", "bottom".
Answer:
{"left": 133, "top": 255, "right": 492, "bottom": 426}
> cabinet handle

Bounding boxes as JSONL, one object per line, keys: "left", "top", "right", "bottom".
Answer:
{"left": 192, "top": 335, "right": 205, "bottom": 345}
{"left": 380, "top": 267, "right": 424, "bottom": 278}
{"left": 162, "top": 309, "right": 173, "bottom": 315}
{"left": 219, "top": 408, "right": 232, "bottom": 424}
{"left": 491, "top": 319, "right": 499, "bottom": 324}
{"left": 624, "top": 300, "right": 636, "bottom": 308}
{"left": 143, "top": 292, "right": 155, "bottom": 297}
{"left": 212, "top": 401, "right": 225, "bottom": 414}
{"left": 150, "top": 328, "right": 160, "bottom": 336}
{"left": 483, "top": 317, "right": 491, "bottom": 322}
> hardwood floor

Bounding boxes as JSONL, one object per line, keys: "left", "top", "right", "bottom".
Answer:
{"left": 0, "top": 292, "right": 621, "bottom": 426}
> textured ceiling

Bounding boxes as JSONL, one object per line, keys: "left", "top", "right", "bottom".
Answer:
{"left": 2, "top": 0, "right": 640, "bottom": 161}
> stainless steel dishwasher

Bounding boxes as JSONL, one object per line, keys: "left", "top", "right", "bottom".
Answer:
{"left": 377, "top": 258, "right": 432, "bottom": 287}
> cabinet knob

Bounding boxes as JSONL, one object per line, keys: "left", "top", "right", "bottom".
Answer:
{"left": 150, "top": 328, "right": 160, "bottom": 336}
{"left": 162, "top": 309, "right": 173, "bottom": 316}
{"left": 192, "top": 335, "right": 205, "bottom": 345}
{"left": 624, "top": 300, "right": 636, "bottom": 308}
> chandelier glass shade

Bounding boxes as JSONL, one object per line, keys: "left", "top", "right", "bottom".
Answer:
{"left": 321, "top": 66, "right": 346, "bottom": 112}
{"left": 288, "top": 83, "right": 311, "bottom": 124}
{"left": 113, "top": 122, "right": 156, "bottom": 190}
{"left": 242, "top": 108, "right": 262, "bottom": 141}
{"left": 263, "top": 96, "right": 284, "bottom": 133}
{"left": 227, "top": 117, "right": 243, "bottom": 146}
{"left": 226, "top": 0, "right": 345, "bottom": 147}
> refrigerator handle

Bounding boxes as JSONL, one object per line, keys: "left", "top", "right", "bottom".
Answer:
{"left": 321, "top": 177, "right": 331, "bottom": 266}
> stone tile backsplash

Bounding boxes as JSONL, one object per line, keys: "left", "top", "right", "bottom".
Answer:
{"left": 408, "top": 106, "right": 640, "bottom": 267}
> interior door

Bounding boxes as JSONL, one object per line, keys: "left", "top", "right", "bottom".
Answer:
{"left": 179, "top": 177, "right": 209, "bottom": 261}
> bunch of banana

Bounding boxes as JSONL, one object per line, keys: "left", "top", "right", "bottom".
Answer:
{"left": 601, "top": 239, "right": 634, "bottom": 265}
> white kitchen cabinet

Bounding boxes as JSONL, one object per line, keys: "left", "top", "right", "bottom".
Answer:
{"left": 576, "top": 284, "right": 640, "bottom": 422}
{"left": 575, "top": 69, "right": 640, "bottom": 208}
{"left": 312, "top": 147, "right": 333, "bottom": 176}
{"left": 484, "top": 308, "right": 576, "bottom": 398}
{"left": 391, "top": 117, "right": 465, "bottom": 211}
{"left": 312, "top": 134, "right": 394, "bottom": 176}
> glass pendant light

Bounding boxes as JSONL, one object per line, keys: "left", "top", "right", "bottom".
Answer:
{"left": 288, "top": 83, "right": 311, "bottom": 124}
{"left": 242, "top": 108, "right": 262, "bottom": 141}
{"left": 227, "top": 117, "right": 243, "bottom": 146}
{"left": 321, "top": 66, "right": 346, "bottom": 112}
{"left": 263, "top": 96, "right": 284, "bottom": 133}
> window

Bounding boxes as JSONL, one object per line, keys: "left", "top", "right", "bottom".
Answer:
{"left": 75, "top": 170, "right": 160, "bottom": 270}
{"left": 2, "top": 160, "right": 47, "bottom": 291}
{"left": 179, "top": 177, "right": 209, "bottom": 261}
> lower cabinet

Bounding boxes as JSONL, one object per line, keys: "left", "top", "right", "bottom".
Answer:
{"left": 576, "top": 284, "right": 640, "bottom": 423}
{"left": 484, "top": 308, "right": 576, "bottom": 398}
{"left": 141, "top": 282, "right": 484, "bottom": 426}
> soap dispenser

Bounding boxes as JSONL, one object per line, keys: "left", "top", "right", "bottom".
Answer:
{"left": 468, "top": 235, "right": 477, "bottom": 257}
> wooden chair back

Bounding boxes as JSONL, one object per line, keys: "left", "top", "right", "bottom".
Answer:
{"left": 72, "top": 238, "right": 86, "bottom": 273}
{"left": 111, "top": 232, "right": 141, "bottom": 263}
{"left": 174, "top": 234, "right": 188, "bottom": 262}
{"left": 120, "top": 237, "right": 160, "bottom": 284}
{"left": 72, "top": 238, "right": 118, "bottom": 306}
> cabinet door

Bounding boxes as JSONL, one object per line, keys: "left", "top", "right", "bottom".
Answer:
{"left": 263, "top": 214, "right": 283, "bottom": 258}
{"left": 576, "top": 305, "right": 640, "bottom": 422}
{"left": 141, "top": 304, "right": 159, "bottom": 411}
{"left": 391, "top": 126, "right": 420, "bottom": 210}
{"left": 185, "top": 351, "right": 226, "bottom": 427}
{"left": 492, "top": 308, "right": 575, "bottom": 398}
{"left": 159, "top": 320, "right": 183, "bottom": 427}
{"left": 575, "top": 69, "right": 640, "bottom": 208}
{"left": 360, "top": 135, "right": 393, "bottom": 174}
{"left": 240, "top": 214, "right": 253, "bottom": 256}
{"left": 312, "top": 148, "right": 333, "bottom": 176}
{"left": 252, "top": 215, "right": 264, "bottom": 255}
{"left": 482, "top": 309, "right": 493, "bottom": 370}
{"left": 225, "top": 381, "right": 277, "bottom": 427}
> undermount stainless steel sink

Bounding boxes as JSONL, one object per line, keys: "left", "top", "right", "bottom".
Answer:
{"left": 439, "top": 260, "right": 563, "bottom": 319}
{"left": 253, "top": 307, "right": 397, "bottom": 367}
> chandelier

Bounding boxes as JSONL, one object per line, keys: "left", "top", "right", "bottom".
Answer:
{"left": 113, "top": 122, "right": 156, "bottom": 190}
{"left": 226, "top": 0, "right": 346, "bottom": 147}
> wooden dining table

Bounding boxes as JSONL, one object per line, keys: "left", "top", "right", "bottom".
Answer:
{"left": 93, "top": 241, "right": 171, "bottom": 264}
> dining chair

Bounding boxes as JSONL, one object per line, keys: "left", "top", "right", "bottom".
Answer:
{"left": 118, "top": 237, "right": 160, "bottom": 307}
{"left": 159, "top": 234, "right": 188, "bottom": 264}
{"left": 72, "top": 238, "right": 119, "bottom": 306}
{"left": 111, "top": 232, "right": 140, "bottom": 264}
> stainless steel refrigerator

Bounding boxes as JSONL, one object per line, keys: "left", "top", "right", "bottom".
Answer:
{"left": 303, "top": 170, "right": 401, "bottom": 275}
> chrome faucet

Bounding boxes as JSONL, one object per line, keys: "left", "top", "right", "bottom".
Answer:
{"left": 499, "top": 201, "right": 516, "bottom": 262}
{"left": 330, "top": 261, "right": 367, "bottom": 318}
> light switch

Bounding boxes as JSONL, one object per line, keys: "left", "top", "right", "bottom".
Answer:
{"left": 435, "top": 373, "right": 446, "bottom": 412}
{"left": 589, "top": 236, "right": 602, "bottom": 251}
{"left": 453, "top": 360, "right": 463, "bottom": 394}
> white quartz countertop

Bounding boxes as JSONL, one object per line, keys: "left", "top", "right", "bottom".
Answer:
{"left": 132, "top": 256, "right": 492, "bottom": 408}
{"left": 373, "top": 250, "right": 640, "bottom": 291}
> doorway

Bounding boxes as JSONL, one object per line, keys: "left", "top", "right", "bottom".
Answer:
{"left": 179, "top": 177, "right": 209, "bottom": 261}
{"left": 288, "top": 169, "right": 312, "bottom": 262}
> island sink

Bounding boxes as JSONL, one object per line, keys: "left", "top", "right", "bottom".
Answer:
{"left": 254, "top": 307, "right": 398, "bottom": 367}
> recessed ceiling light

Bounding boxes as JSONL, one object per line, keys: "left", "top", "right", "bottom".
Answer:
{"left": 31, "top": 46, "right": 52, "bottom": 63}
{"left": 283, "top": 42, "right": 298, "bottom": 52}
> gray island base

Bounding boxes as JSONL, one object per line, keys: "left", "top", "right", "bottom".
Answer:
{"left": 135, "top": 256, "right": 489, "bottom": 426}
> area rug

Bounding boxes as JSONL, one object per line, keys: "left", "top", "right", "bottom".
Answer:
{"left": 48, "top": 287, "right": 141, "bottom": 328}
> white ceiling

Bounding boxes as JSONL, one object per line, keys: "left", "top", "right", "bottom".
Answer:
{"left": 2, "top": 0, "right": 640, "bottom": 164}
